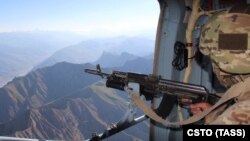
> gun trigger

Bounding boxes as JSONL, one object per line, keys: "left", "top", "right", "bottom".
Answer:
{"left": 178, "top": 98, "right": 192, "bottom": 108}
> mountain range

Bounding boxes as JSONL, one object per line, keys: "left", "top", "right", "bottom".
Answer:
{"left": 0, "top": 32, "right": 154, "bottom": 88}
{"left": 0, "top": 31, "right": 86, "bottom": 87}
{"left": 35, "top": 36, "right": 154, "bottom": 69}
{"left": 0, "top": 54, "right": 153, "bottom": 140}
{"left": 0, "top": 31, "right": 154, "bottom": 140}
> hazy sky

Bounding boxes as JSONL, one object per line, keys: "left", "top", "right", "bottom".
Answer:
{"left": 0, "top": 0, "right": 159, "bottom": 35}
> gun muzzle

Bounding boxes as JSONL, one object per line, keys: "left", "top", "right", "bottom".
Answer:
{"left": 84, "top": 69, "right": 110, "bottom": 78}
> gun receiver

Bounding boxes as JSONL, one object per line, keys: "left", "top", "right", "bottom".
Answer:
{"left": 84, "top": 64, "right": 220, "bottom": 105}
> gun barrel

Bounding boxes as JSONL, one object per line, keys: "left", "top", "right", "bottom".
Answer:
{"left": 84, "top": 69, "right": 110, "bottom": 78}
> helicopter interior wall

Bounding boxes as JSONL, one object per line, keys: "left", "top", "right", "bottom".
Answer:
{"left": 151, "top": 0, "right": 218, "bottom": 141}
{"left": 151, "top": 0, "right": 189, "bottom": 141}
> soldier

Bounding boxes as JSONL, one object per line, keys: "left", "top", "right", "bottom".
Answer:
{"left": 189, "top": 4, "right": 250, "bottom": 124}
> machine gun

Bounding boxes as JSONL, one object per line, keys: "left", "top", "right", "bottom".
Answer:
{"left": 84, "top": 64, "right": 220, "bottom": 140}
{"left": 85, "top": 64, "right": 220, "bottom": 105}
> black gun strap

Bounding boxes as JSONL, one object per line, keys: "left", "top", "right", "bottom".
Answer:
{"left": 124, "top": 80, "right": 244, "bottom": 126}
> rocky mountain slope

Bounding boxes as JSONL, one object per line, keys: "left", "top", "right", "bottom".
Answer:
{"left": 0, "top": 56, "right": 153, "bottom": 140}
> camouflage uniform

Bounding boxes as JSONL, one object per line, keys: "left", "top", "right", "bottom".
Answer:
{"left": 199, "top": 4, "right": 250, "bottom": 124}
{"left": 208, "top": 77, "right": 250, "bottom": 124}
